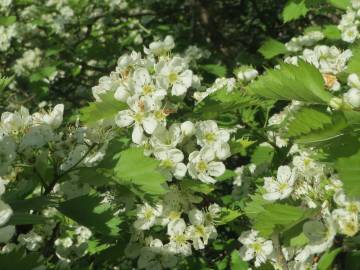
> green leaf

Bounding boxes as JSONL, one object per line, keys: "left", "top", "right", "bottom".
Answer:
{"left": 7, "top": 213, "right": 49, "bottom": 225}
{"left": 251, "top": 144, "right": 274, "bottom": 166}
{"left": 328, "top": 0, "right": 350, "bottom": 10}
{"left": 30, "top": 66, "right": 57, "bottom": 82}
{"left": 180, "top": 178, "right": 214, "bottom": 194}
{"left": 323, "top": 25, "right": 341, "bottom": 40}
{"left": 244, "top": 193, "right": 271, "bottom": 220}
{"left": 0, "top": 248, "right": 43, "bottom": 270}
{"left": 193, "top": 88, "right": 261, "bottom": 121}
{"left": 248, "top": 60, "right": 333, "bottom": 104}
{"left": 9, "top": 196, "right": 56, "bottom": 212}
{"left": 282, "top": 0, "right": 308, "bottom": 23}
{"left": 318, "top": 247, "right": 342, "bottom": 270}
{"left": 114, "top": 147, "right": 167, "bottom": 195}
{"left": 0, "top": 75, "right": 13, "bottom": 93}
{"left": 230, "top": 138, "right": 256, "bottom": 155}
{"left": 58, "top": 194, "right": 122, "bottom": 236}
{"left": 217, "top": 170, "right": 237, "bottom": 181}
{"left": 200, "top": 64, "right": 227, "bottom": 77}
{"left": 230, "top": 250, "right": 249, "bottom": 270}
{"left": 346, "top": 43, "right": 360, "bottom": 75}
{"left": 289, "top": 232, "right": 310, "bottom": 247}
{"left": 253, "top": 203, "right": 314, "bottom": 237}
{"left": 285, "top": 106, "right": 348, "bottom": 144}
{"left": 217, "top": 208, "right": 241, "bottom": 225}
{"left": 286, "top": 106, "right": 333, "bottom": 137}
{"left": 336, "top": 151, "right": 360, "bottom": 197}
{"left": 258, "top": 38, "right": 287, "bottom": 59}
{"left": 0, "top": 16, "right": 16, "bottom": 26}
{"left": 80, "top": 91, "right": 127, "bottom": 126}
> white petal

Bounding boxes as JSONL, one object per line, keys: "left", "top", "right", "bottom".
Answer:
{"left": 263, "top": 192, "right": 280, "bottom": 201}
{"left": 171, "top": 83, "right": 187, "bottom": 96}
{"left": 200, "top": 147, "right": 215, "bottom": 162}
{"left": 114, "top": 86, "right": 130, "bottom": 102}
{"left": 142, "top": 116, "right": 158, "bottom": 134}
{"left": 133, "top": 68, "right": 151, "bottom": 86}
{"left": 277, "top": 165, "right": 292, "bottom": 183}
{"left": 168, "top": 149, "right": 184, "bottom": 163}
{"left": 174, "top": 163, "right": 187, "bottom": 179}
{"left": 0, "top": 200, "right": 13, "bottom": 226}
{"left": 179, "top": 70, "right": 193, "bottom": 87}
{"left": 198, "top": 173, "right": 216, "bottom": 184}
{"left": 207, "top": 162, "right": 225, "bottom": 177}
{"left": 132, "top": 124, "right": 144, "bottom": 144}
{"left": 115, "top": 110, "right": 134, "bottom": 128}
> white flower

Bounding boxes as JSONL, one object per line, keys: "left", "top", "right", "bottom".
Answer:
{"left": 263, "top": 166, "right": 297, "bottom": 201}
{"left": 195, "top": 120, "right": 230, "bottom": 159}
{"left": 238, "top": 230, "right": 273, "bottom": 267}
{"left": 237, "top": 67, "right": 259, "bottom": 82}
{"left": 0, "top": 225, "right": 15, "bottom": 243}
{"left": 32, "top": 104, "right": 64, "bottom": 129}
{"left": 133, "top": 67, "right": 167, "bottom": 99}
{"left": 332, "top": 208, "right": 359, "bottom": 236}
{"left": 186, "top": 209, "right": 217, "bottom": 250}
{"left": 18, "top": 231, "right": 43, "bottom": 251}
{"left": 0, "top": 135, "right": 16, "bottom": 176}
{"left": 348, "top": 73, "right": 360, "bottom": 89}
{"left": 115, "top": 96, "right": 158, "bottom": 144}
{"left": 144, "top": 35, "right": 175, "bottom": 56}
{"left": 296, "top": 218, "right": 336, "bottom": 262}
{"left": 156, "top": 57, "right": 193, "bottom": 96}
{"left": 75, "top": 226, "right": 92, "bottom": 243}
{"left": 167, "top": 218, "right": 192, "bottom": 256}
{"left": 187, "top": 147, "right": 225, "bottom": 184}
{"left": 344, "top": 88, "right": 360, "bottom": 108}
{"left": 1, "top": 106, "right": 31, "bottom": 134}
{"left": 0, "top": 200, "right": 12, "bottom": 226}
{"left": 150, "top": 124, "right": 182, "bottom": 150}
{"left": 155, "top": 148, "right": 187, "bottom": 180}
{"left": 342, "top": 25, "right": 359, "bottom": 43}
{"left": 134, "top": 203, "right": 163, "bottom": 230}
{"left": 292, "top": 153, "right": 323, "bottom": 180}
{"left": 352, "top": 0, "right": 360, "bottom": 9}
{"left": 137, "top": 239, "right": 177, "bottom": 270}
{"left": 180, "top": 121, "right": 195, "bottom": 137}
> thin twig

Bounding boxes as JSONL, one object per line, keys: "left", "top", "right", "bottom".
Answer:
{"left": 272, "top": 233, "right": 289, "bottom": 270}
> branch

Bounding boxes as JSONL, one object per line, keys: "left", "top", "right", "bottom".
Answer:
{"left": 271, "top": 233, "right": 289, "bottom": 270}
{"left": 44, "top": 144, "right": 97, "bottom": 194}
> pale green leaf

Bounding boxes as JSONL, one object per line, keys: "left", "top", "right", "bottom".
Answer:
{"left": 282, "top": 0, "right": 308, "bottom": 23}
{"left": 318, "top": 248, "right": 342, "bottom": 270}
{"left": 80, "top": 91, "right": 127, "bottom": 126}
{"left": 58, "top": 194, "right": 122, "bottom": 236}
{"left": 248, "top": 60, "right": 333, "bottom": 104}
{"left": 200, "top": 64, "right": 227, "bottom": 77}
{"left": 258, "top": 38, "right": 287, "bottom": 59}
{"left": 336, "top": 151, "right": 360, "bottom": 197}
{"left": 254, "top": 203, "right": 314, "bottom": 237}
{"left": 328, "top": 0, "right": 350, "bottom": 10}
{"left": 114, "top": 147, "right": 167, "bottom": 195}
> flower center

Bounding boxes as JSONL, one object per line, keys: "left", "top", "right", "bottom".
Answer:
{"left": 204, "top": 132, "right": 216, "bottom": 143}
{"left": 251, "top": 242, "right": 262, "bottom": 252}
{"left": 143, "top": 208, "right": 154, "bottom": 220}
{"left": 168, "top": 72, "right": 178, "bottom": 83}
{"left": 133, "top": 112, "right": 144, "bottom": 123}
{"left": 278, "top": 182, "right": 289, "bottom": 192}
{"left": 161, "top": 159, "right": 174, "bottom": 169}
{"left": 196, "top": 161, "right": 208, "bottom": 173}
{"left": 173, "top": 234, "right": 187, "bottom": 244}
{"left": 143, "top": 84, "right": 154, "bottom": 95}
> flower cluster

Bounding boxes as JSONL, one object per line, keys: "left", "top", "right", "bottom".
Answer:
{"left": 338, "top": 0, "right": 360, "bottom": 42}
